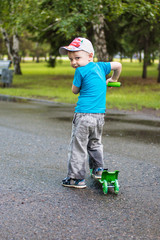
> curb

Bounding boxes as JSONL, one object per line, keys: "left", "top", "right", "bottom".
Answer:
{"left": 0, "top": 94, "right": 74, "bottom": 106}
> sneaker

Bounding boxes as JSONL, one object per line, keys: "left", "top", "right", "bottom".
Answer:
{"left": 92, "top": 167, "right": 103, "bottom": 179}
{"left": 62, "top": 177, "right": 86, "bottom": 189}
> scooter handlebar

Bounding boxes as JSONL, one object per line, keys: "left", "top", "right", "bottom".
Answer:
{"left": 107, "top": 82, "right": 121, "bottom": 87}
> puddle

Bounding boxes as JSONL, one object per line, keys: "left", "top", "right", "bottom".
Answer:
{"left": 1, "top": 95, "right": 160, "bottom": 130}
{"left": 52, "top": 116, "right": 160, "bottom": 145}
{"left": 105, "top": 117, "right": 160, "bottom": 128}
{"left": 53, "top": 117, "right": 73, "bottom": 122}
{"left": 103, "top": 128, "right": 160, "bottom": 144}
{"left": 52, "top": 115, "right": 160, "bottom": 128}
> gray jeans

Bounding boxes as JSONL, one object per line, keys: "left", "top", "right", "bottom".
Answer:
{"left": 67, "top": 113, "right": 105, "bottom": 179}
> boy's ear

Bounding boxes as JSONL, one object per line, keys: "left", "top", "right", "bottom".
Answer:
{"left": 89, "top": 52, "right": 94, "bottom": 60}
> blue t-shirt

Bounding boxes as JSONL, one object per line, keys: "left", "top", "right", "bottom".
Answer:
{"left": 73, "top": 62, "right": 111, "bottom": 113}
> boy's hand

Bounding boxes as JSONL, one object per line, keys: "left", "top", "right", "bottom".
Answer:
{"left": 106, "top": 78, "right": 116, "bottom": 85}
{"left": 106, "top": 78, "right": 116, "bottom": 88}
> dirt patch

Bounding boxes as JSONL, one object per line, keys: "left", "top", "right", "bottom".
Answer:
{"left": 120, "top": 76, "right": 159, "bottom": 86}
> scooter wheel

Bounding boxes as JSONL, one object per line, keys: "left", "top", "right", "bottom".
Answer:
{"left": 102, "top": 180, "right": 108, "bottom": 194}
{"left": 114, "top": 179, "right": 119, "bottom": 194}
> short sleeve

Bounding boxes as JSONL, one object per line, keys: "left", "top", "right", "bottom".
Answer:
{"left": 98, "top": 62, "right": 111, "bottom": 75}
{"left": 73, "top": 68, "right": 83, "bottom": 88}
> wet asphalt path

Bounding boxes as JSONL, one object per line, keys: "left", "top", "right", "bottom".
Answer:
{"left": 0, "top": 100, "right": 160, "bottom": 240}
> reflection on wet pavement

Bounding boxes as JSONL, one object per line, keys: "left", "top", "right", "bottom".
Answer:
{"left": 103, "top": 128, "right": 160, "bottom": 144}
{"left": 52, "top": 112, "right": 160, "bottom": 145}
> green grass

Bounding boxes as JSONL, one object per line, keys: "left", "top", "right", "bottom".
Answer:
{"left": 0, "top": 60, "right": 160, "bottom": 111}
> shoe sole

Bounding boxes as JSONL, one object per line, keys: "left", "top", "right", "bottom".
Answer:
{"left": 92, "top": 174, "right": 102, "bottom": 180}
{"left": 62, "top": 183, "right": 87, "bottom": 189}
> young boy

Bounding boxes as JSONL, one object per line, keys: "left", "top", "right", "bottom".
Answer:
{"left": 59, "top": 37, "right": 122, "bottom": 188}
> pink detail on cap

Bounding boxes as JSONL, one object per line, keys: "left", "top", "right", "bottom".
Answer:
{"left": 70, "top": 38, "right": 82, "bottom": 48}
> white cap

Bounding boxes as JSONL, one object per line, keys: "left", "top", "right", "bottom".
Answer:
{"left": 59, "top": 37, "right": 94, "bottom": 56}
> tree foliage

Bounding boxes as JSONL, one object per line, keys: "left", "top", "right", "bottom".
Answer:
{"left": 121, "top": 0, "right": 160, "bottom": 78}
{"left": 0, "top": 0, "right": 160, "bottom": 80}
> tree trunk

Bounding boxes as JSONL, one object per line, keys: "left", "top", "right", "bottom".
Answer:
{"left": 142, "top": 60, "right": 147, "bottom": 79}
{"left": 138, "top": 52, "right": 142, "bottom": 63}
{"left": 35, "top": 42, "right": 40, "bottom": 63}
{"left": 1, "top": 28, "right": 13, "bottom": 61}
{"left": 13, "top": 34, "right": 22, "bottom": 74}
{"left": 158, "top": 45, "right": 160, "bottom": 83}
{"left": 36, "top": 55, "right": 40, "bottom": 63}
{"left": 93, "top": 14, "right": 108, "bottom": 62}
{"left": 1, "top": 28, "right": 22, "bottom": 75}
{"left": 142, "top": 38, "right": 149, "bottom": 79}
{"left": 158, "top": 63, "right": 160, "bottom": 83}
{"left": 120, "top": 52, "right": 123, "bottom": 61}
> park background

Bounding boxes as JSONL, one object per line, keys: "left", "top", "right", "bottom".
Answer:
{"left": 0, "top": 0, "right": 160, "bottom": 112}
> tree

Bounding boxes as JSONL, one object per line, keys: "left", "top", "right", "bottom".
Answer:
{"left": 158, "top": 63, "right": 160, "bottom": 83}
{"left": 17, "top": 0, "right": 68, "bottom": 66}
{"left": 23, "top": 0, "right": 123, "bottom": 62}
{"left": 0, "top": 0, "right": 25, "bottom": 74}
{"left": 121, "top": 0, "right": 160, "bottom": 79}
{"left": 1, "top": 0, "right": 159, "bottom": 81}
{"left": 0, "top": 34, "right": 7, "bottom": 58}
{"left": 19, "top": 31, "right": 50, "bottom": 62}
{"left": 53, "top": 0, "right": 123, "bottom": 61}
{"left": 158, "top": 44, "right": 160, "bottom": 83}
{"left": 93, "top": 14, "right": 108, "bottom": 61}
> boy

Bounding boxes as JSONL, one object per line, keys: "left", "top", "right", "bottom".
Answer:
{"left": 59, "top": 37, "right": 122, "bottom": 188}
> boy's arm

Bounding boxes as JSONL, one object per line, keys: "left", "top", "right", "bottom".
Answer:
{"left": 72, "top": 84, "right": 80, "bottom": 94}
{"left": 106, "top": 62, "right": 122, "bottom": 84}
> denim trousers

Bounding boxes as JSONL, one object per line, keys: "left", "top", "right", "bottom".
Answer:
{"left": 67, "top": 113, "right": 105, "bottom": 180}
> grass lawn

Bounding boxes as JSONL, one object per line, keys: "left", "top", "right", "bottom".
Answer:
{"left": 0, "top": 60, "right": 160, "bottom": 111}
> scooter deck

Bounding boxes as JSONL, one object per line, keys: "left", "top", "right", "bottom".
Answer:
{"left": 91, "top": 169, "right": 120, "bottom": 194}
